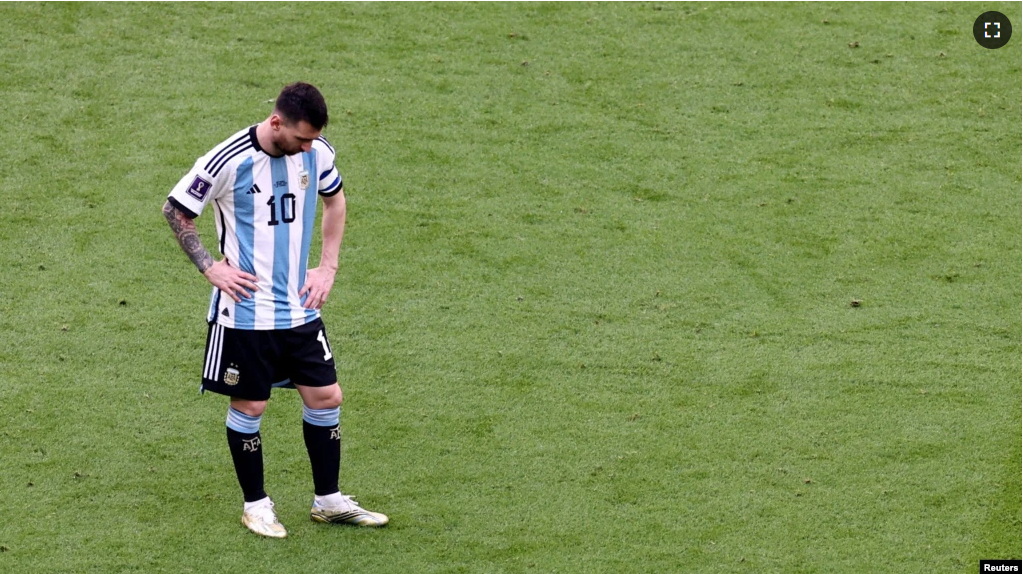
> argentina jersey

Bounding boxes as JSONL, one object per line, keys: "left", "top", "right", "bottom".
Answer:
{"left": 168, "top": 126, "right": 344, "bottom": 330}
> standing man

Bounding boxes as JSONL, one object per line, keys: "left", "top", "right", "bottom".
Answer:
{"left": 163, "top": 82, "right": 387, "bottom": 538}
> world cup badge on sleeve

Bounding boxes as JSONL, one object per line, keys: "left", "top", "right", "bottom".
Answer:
{"left": 187, "top": 175, "right": 213, "bottom": 201}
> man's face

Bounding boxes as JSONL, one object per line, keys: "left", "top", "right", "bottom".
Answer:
{"left": 271, "top": 116, "right": 322, "bottom": 156}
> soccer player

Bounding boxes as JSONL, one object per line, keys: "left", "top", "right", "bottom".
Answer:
{"left": 162, "top": 82, "right": 387, "bottom": 538}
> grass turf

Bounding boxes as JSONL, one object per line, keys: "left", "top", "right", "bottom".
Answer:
{"left": 0, "top": 2, "right": 1019, "bottom": 573}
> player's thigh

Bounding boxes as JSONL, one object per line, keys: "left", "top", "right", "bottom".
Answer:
{"left": 281, "top": 318, "right": 339, "bottom": 390}
{"left": 289, "top": 320, "right": 342, "bottom": 408}
{"left": 201, "top": 323, "right": 277, "bottom": 401}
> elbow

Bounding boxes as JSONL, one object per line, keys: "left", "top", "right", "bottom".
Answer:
{"left": 162, "top": 200, "right": 176, "bottom": 223}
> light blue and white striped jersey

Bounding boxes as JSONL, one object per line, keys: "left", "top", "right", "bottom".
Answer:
{"left": 168, "top": 126, "right": 343, "bottom": 330}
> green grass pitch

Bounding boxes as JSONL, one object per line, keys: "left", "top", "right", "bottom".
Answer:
{"left": 0, "top": 3, "right": 1019, "bottom": 573}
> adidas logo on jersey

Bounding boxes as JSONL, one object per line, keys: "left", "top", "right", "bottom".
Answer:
{"left": 246, "top": 184, "right": 263, "bottom": 195}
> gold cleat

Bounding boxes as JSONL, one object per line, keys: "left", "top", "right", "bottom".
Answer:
{"left": 241, "top": 498, "right": 288, "bottom": 538}
{"left": 310, "top": 494, "right": 388, "bottom": 527}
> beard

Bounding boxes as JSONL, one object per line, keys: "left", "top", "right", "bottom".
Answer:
{"left": 272, "top": 134, "right": 304, "bottom": 156}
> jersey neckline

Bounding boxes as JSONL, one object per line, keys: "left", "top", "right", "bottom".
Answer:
{"left": 248, "top": 125, "right": 286, "bottom": 159}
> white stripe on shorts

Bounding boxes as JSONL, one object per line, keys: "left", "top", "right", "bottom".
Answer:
{"left": 204, "top": 324, "right": 224, "bottom": 382}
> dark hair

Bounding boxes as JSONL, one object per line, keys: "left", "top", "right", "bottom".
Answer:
{"left": 275, "top": 82, "right": 329, "bottom": 130}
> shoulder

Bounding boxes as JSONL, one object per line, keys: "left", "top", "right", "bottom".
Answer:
{"left": 314, "top": 135, "right": 335, "bottom": 154}
{"left": 312, "top": 136, "right": 337, "bottom": 161}
{"left": 312, "top": 136, "right": 343, "bottom": 195}
{"left": 200, "top": 126, "right": 259, "bottom": 178}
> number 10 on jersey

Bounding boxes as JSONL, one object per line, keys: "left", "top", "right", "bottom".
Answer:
{"left": 267, "top": 194, "right": 297, "bottom": 226}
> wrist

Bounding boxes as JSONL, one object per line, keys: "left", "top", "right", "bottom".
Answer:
{"left": 198, "top": 256, "right": 215, "bottom": 275}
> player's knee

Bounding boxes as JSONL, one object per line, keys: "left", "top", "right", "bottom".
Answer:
{"left": 325, "top": 385, "right": 343, "bottom": 409}
{"left": 231, "top": 399, "right": 268, "bottom": 417}
{"left": 300, "top": 384, "right": 342, "bottom": 409}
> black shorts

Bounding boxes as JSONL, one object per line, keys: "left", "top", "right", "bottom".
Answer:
{"left": 200, "top": 318, "right": 337, "bottom": 401}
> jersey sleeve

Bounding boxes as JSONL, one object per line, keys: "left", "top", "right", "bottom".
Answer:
{"left": 167, "top": 154, "right": 229, "bottom": 219}
{"left": 316, "top": 138, "right": 344, "bottom": 197}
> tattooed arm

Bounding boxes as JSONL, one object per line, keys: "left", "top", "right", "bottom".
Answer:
{"left": 163, "top": 200, "right": 259, "bottom": 302}
{"left": 162, "top": 200, "right": 215, "bottom": 273}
